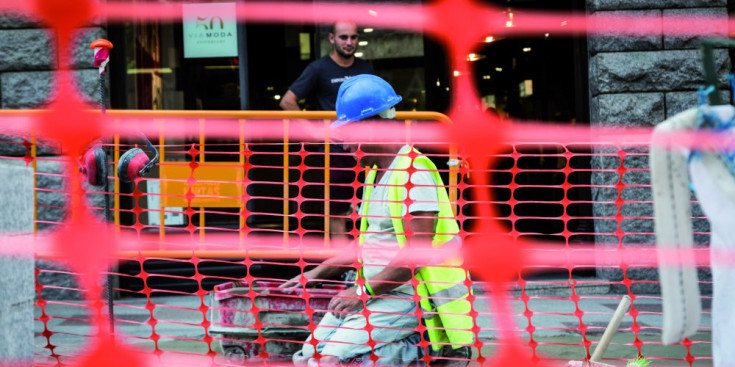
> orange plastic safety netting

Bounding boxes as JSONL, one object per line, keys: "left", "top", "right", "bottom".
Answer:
{"left": 0, "top": 0, "right": 728, "bottom": 366}
{"left": 27, "top": 133, "right": 714, "bottom": 366}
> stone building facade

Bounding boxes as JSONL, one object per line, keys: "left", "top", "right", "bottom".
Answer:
{"left": 587, "top": 0, "right": 731, "bottom": 293}
{"left": 1, "top": 12, "right": 106, "bottom": 229}
{"left": 1, "top": 13, "right": 107, "bottom": 300}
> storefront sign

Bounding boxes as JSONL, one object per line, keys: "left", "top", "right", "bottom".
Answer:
{"left": 519, "top": 79, "right": 533, "bottom": 98}
{"left": 183, "top": 2, "right": 238, "bottom": 58}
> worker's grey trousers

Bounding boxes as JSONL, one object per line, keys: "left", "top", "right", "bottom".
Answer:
{"left": 293, "top": 292, "right": 420, "bottom": 365}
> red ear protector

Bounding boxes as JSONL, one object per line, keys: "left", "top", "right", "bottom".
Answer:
{"left": 80, "top": 146, "right": 107, "bottom": 186}
{"left": 117, "top": 134, "right": 159, "bottom": 183}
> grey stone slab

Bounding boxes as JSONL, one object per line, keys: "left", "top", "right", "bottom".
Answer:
{"left": 621, "top": 186, "right": 651, "bottom": 201}
{"left": 1, "top": 69, "right": 105, "bottom": 108}
{"left": 0, "top": 29, "right": 54, "bottom": 71}
{"left": 587, "top": 0, "right": 725, "bottom": 11}
{"left": 597, "top": 267, "right": 624, "bottom": 283}
{"left": 36, "top": 139, "right": 63, "bottom": 156}
{"left": 0, "top": 162, "right": 34, "bottom": 234}
{"left": 622, "top": 234, "right": 655, "bottom": 244}
{"left": 588, "top": 10, "right": 661, "bottom": 54}
{"left": 84, "top": 180, "right": 108, "bottom": 221}
{"left": 591, "top": 135, "right": 661, "bottom": 286}
{"left": 69, "top": 27, "right": 107, "bottom": 69}
{"left": 592, "top": 218, "right": 619, "bottom": 234}
{"left": 622, "top": 170, "right": 650, "bottom": 185}
{"left": 1, "top": 71, "right": 53, "bottom": 108}
{"left": 36, "top": 190, "right": 68, "bottom": 231}
{"left": 595, "top": 235, "right": 620, "bottom": 245}
{"left": 590, "top": 144, "right": 620, "bottom": 154}
{"left": 35, "top": 158, "right": 68, "bottom": 232}
{"left": 590, "top": 187, "right": 619, "bottom": 204}
{"left": 622, "top": 145, "right": 651, "bottom": 154}
{"left": 694, "top": 233, "right": 710, "bottom": 246}
{"left": 34, "top": 153, "right": 109, "bottom": 232}
{"left": 0, "top": 134, "right": 61, "bottom": 157}
{"left": 36, "top": 260, "right": 82, "bottom": 300}
{"left": 621, "top": 218, "right": 654, "bottom": 232}
{"left": 697, "top": 268, "right": 713, "bottom": 294}
{"left": 591, "top": 154, "right": 622, "bottom": 169}
{"left": 0, "top": 299, "right": 33, "bottom": 364}
{"left": 691, "top": 201, "right": 705, "bottom": 217}
{"left": 621, "top": 202, "right": 654, "bottom": 217}
{"left": 591, "top": 93, "right": 664, "bottom": 126}
{"left": 692, "top": 217, "right": 710, "bottom": 233}
{"left": 0, "top": 134, "right": 28, "bottom": 157}
{"left": 34, "top": 155, "right": 106, "bottom": 299}
{"left": 0, "top": 160, "right": 34, "bottom": 233}
{"left": 663, "top": 8, "right": 728, "bottom": 49}
{"left": 623, "top": 154, "right": 648, "bottom": 169}
{"left": 589, "top": 50, "right": 729, "bottom": 95}
{"left": 665, "top": 91, "right": 699, "bottom": 117}
{"left": 0, "top": 254, "right": 34, "bottom": 306}
{"left": 0, "top": 160, "right": 34, "bottom": 365}
{"left": 592, "top": 202, "right": 618, "bottom": 217}
{"left": 74, "top": 69, "right": 109, "bottom": 107}
{"left": 0, "top": 12, "right": 40, "bottom": 28}
{"left": 665, "top": 90, "right": 731, "bottom": 118}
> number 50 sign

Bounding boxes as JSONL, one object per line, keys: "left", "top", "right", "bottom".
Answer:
{"left": 183, "top": 2, "right": 239, "bottom": 58}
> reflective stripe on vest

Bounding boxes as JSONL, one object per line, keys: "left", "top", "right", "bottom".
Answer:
{"left": 425, "top": 282, "right": 469, "bottom": 308}
{"left": 357, "top": 147, "right": 474, "bottom": 351}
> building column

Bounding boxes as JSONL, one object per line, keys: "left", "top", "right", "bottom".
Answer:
{"left": 0, "top": 161, "right": 35, "bottom": 366}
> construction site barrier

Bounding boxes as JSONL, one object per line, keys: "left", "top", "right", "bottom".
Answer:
{"left": 8, "top": 113, "right": 711, "bottom": 365}
{"left": 0, "top": 1, "right": 724, "bottom": 366}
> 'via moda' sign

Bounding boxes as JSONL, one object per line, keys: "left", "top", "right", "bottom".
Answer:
{"left": 183, "top": 2, "right": 238, "bottom": 58}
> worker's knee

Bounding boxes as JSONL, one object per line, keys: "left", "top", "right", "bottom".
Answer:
{"left": 307, "top": 356, "right": 340, "bottom": 366}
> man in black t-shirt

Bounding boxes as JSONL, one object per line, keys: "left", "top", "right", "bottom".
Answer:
{"left": 280, "top": 21, "right": 374, "bottom": 111}
{"left": 280, "top": 21, "right": 375, "bottom": 240}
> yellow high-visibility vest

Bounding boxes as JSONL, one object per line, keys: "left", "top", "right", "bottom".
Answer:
{"left": 358, "top": 147, "right": 474, "bottom": 351}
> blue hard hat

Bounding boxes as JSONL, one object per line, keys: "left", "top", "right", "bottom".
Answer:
{"left": 332, "top": 74, "right": 402, "bottom": 128}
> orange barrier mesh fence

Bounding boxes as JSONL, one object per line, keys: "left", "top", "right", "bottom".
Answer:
{"left": 0, "top": 1, "right": 725, "bottom": 366}
{"left": 27, "top": 132, "right": 713, "bottom": 366}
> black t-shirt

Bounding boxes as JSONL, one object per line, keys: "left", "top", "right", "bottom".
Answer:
{"left": 288, "top": 55, "right": 374, "bottom": 111}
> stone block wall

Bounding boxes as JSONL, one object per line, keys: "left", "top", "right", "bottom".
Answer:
{"left": 0, "top": 13, "right": 107, "bottom": 229}
{"left": 587, "top": 0, "right": 729, "bottom": 294}
{"left": 0, "top": 13, "right": 108, "bottom": 300}
{"left": 0, "top": 13, "right": 106, "bottom": 108}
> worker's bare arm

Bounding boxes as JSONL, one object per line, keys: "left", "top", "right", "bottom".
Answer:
{"left": 326, "top": 212, "right": 438, "bottom": 318}
{"left": 364, "top": 211, "right": 437, "bottom": 294}
{"left": 327, "top": 265, "right": 414, "bottom": 319}
{"left": 279, "top": 90, "right": 301, "bottom": 111}
{"left": 279, "top": 242, "right": 358, "bottom": 288}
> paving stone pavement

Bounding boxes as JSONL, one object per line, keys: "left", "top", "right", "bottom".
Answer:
{"left": 32, "top": 279, "right": 714, "bottom": 365}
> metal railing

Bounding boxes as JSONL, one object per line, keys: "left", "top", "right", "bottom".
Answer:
{"left": 7, "top": 109, "right": 459, "bottom": 257}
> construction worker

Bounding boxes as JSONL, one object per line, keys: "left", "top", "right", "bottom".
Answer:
{"left": 281, "top": 74, "right": 474, "bottom": 365}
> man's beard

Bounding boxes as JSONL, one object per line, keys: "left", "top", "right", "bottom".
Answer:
{"left": 335, "top": 45, "right": 355, "bottom": 59}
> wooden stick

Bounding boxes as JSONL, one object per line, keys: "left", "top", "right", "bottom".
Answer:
{"left": 590, "top": 295, "right": 632, "bottom": 363}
